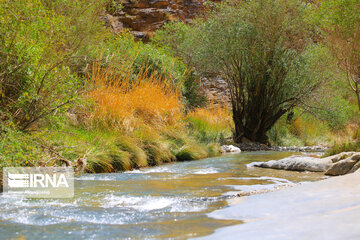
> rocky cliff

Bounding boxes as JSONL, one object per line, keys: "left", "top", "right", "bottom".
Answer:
{"left": 200, "top": 76, "right": 231, "bottom": 108}
{"left": 104, "top": 0, "right": 209, "bottom": 40}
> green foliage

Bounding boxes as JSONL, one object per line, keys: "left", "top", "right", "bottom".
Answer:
{"left": 0, "top": 0, "right": 108, "bottom": 130}
{"left": 182, "top": 72, "right": 207, "bottom": 110}
{"left": 0, "top": 120, "right": 45, "bottom": 168}
{"left": 87, "top": 33, "right": 206, "bottom": 109}
{"left": 206, "top": 143, "right": 221, "bottom": 157}
{"left": 158, "top": 0, "right": 331, "bottom": 143}
{"left": 106, "top": 0, "right": 124, "bottom": 14}
{"left": 268, "top": 110, "right": 333, "bottom": 146}
{"left": 187, "top": 117, "right": 228, "bottom": 144}
{"left": 324, "top": 125, "right": 360, "bottom": 156}
{"left": 153, "top": 20, "right": 190, "bottom": 58}
{"left": 312, "top": 0, "right": 360, "bottom": 111}
{"left": 314, "top": 0, "right": 360, "bottom": 36}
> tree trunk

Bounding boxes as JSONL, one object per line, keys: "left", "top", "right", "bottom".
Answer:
{"left": 232, "top": 102, "right": 286, "bottom": 145}
{"left": 356, "top": 80, "right": 360, "bottom": 112}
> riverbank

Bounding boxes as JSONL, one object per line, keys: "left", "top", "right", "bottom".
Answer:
{"left": 0, "top": 105, "right": 233, "bottom": 173}
{"left": 197, "top": 169, "right": 360, "bottom": 240}
{"left": 237, "top": 142, "right": 328, "bottom": 152}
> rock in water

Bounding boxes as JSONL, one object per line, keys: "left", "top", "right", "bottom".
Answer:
{"left": 325, "top": 159, "right": 357, "bottom": 176}
{"left": 221, "top": 145, "right": 241, "bottom": 153}
{"left": 250, "top": 155, "right": 332, "bottom": 172}
{"left": 250, "top": 152, "right": 360, "bottom": 176}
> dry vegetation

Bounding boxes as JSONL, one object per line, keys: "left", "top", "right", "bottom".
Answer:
{"left": 86, "top": 63, "right": 183, "bottom": 130}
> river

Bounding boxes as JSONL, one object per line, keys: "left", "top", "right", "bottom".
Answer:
{"left": 0, "top": 151, "right": 325, "bottom": 239}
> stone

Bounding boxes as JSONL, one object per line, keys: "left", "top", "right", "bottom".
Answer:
{"left": 250, "top": 155, "right": 333, "bottom": 172}
{"left": 325, "top": 158, "right": 357, "bottom": 176}
{"left": 348, "top": 160, "right": 360, "bottom": 174}
{"left": 351, "top": 153, "right": 360, "bottom": 161}
{"left": 325, "top": 152, "right": 356, "bottom": 163}
{"left": 221, "top": 145, "right": 241, "bottom": 153}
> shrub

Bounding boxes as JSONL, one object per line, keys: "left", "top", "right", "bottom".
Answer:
{"left": 0, "top": 121, "right": 45, "bottom": 168}
{"left": 94, "top": 33, "right": 206, "bottom": 110}
{"left": 0, "top": 0, "right": 108, "bottom": 130}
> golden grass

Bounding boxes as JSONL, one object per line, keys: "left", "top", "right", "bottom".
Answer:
{"left": 187, "top": 103, "right": 233, "bottom": 130}
{"left": 86, "top": 63, "right": 183, "bottom": 131}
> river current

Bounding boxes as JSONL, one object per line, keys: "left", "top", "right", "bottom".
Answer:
{"left": 0, "top": 151, "right": 325, "bottom": 239}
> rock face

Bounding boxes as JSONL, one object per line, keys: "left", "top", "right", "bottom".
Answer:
{"left": 104, "top": 0, "right": 213, "bottom": 40}
{"left": 200, "top": 76, "right": 231, "bottom": 108}
{"left": 221, "top": 145, "right": 241, "bottom": 153}
{"left": 250, "top": 152, "right": 360, "bottom": 176}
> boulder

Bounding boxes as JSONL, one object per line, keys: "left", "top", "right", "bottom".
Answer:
{"left": 351, "top": 153, "right": 360, "bottom": 161}
{"left": 325, "top": 158, "right": 357, "bottom": 176}
{"left": 221, "top": 145, "right": 241, "bottom": 153}
{"left": 249, "top": 152, "right": 360, "bottom": 176}
{"left": 348, "top": 160, "right": 360, "bottom": 174}
{"left": 324, "top": 152, "right": 356, "bottom": 163}
{"left": 250, "top": 155, "right": 333, "bottom": 172}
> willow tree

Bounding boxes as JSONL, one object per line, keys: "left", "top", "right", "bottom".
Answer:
{"left": 157, "top": 0, "right": 329, "bottom": 144}
{"left": 315, "top": 0, "right": 360, "bottom": 111}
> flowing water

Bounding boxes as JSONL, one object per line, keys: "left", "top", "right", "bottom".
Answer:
{"left": 0, "top": 152, "right": 326, "bottom": 240}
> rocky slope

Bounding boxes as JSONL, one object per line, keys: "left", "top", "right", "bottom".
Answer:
{"left": 104, "top": 0, "right": 211, "bottom": 40}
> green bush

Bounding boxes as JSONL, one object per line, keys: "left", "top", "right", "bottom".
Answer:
{"left": 0, "top": 120, "right": 45, "bottom": 168}
{"left": 0, "top": 0, "right": 108, "bottom": 130}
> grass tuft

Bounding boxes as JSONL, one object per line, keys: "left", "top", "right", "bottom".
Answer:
{"left": 175, "top": 144, "right": 208, "bottom": 161}
{"left": 115, "top": 137, "right": 148, "bottom": 168}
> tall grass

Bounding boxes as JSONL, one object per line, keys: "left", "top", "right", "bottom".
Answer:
{"left": 186, "top": 104, "right": 233, "bottom": 144}
{"left": 86, "top": 63, "right": 182, "bottom": 130}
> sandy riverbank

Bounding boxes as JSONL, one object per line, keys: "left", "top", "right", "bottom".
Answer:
{"left": 195, "top": 170, "right": 360, "bottom": 240}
